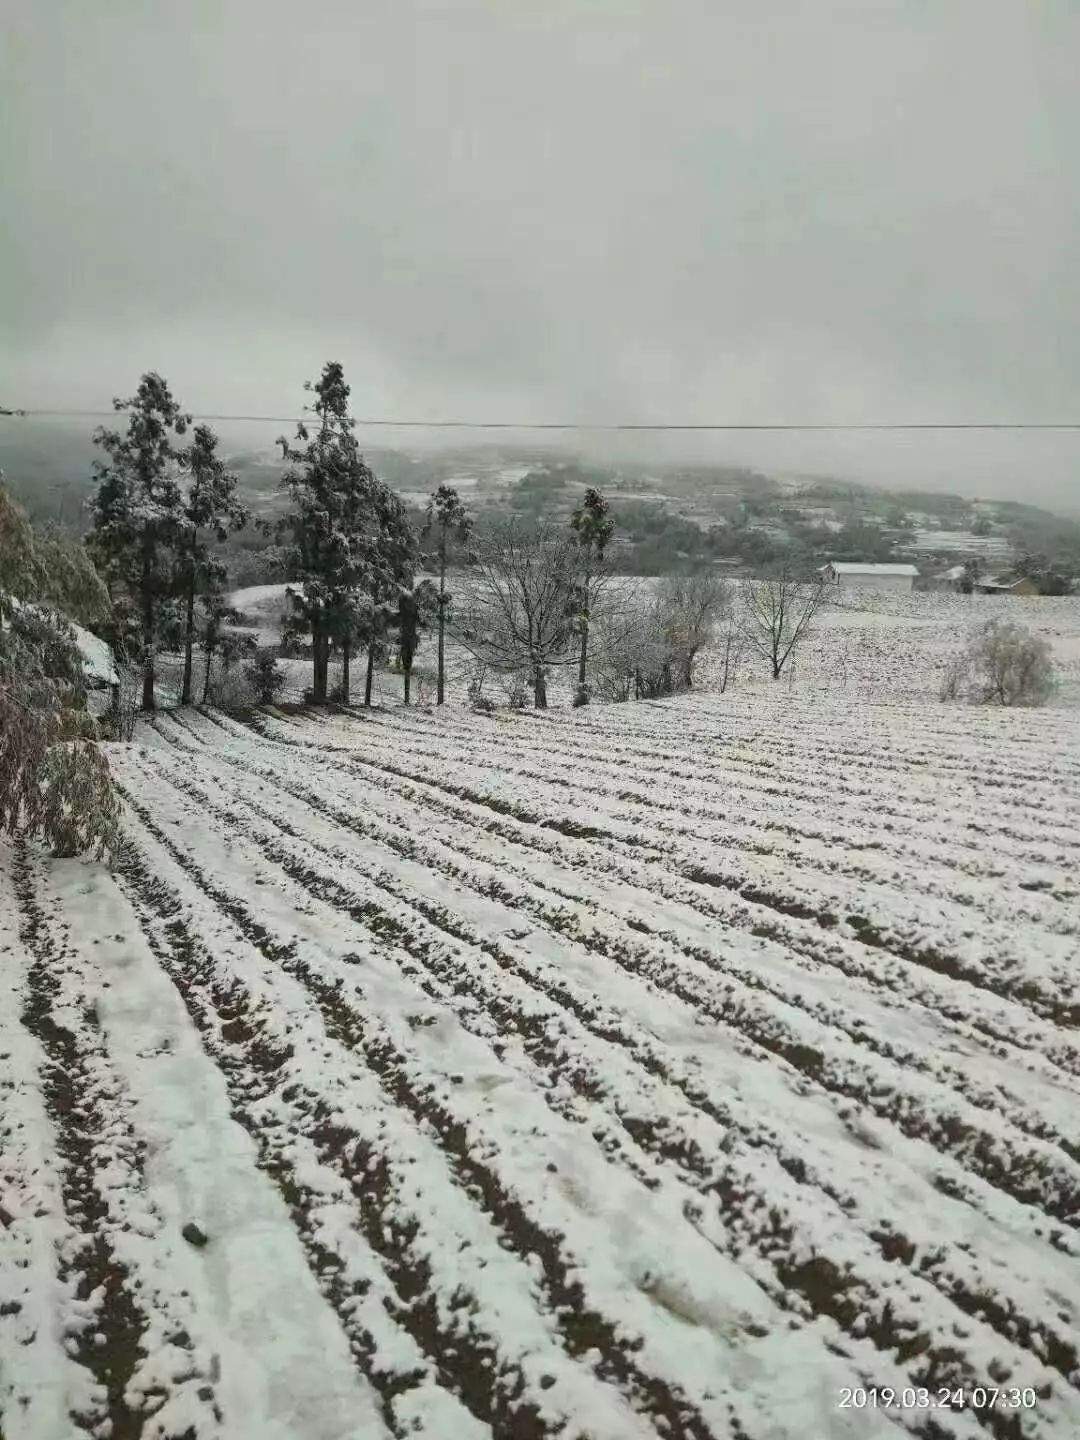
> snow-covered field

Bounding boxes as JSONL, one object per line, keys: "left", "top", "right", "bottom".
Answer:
{"left": 3, "top": 687, "right": 1080, "bottom": 1439}
{"left": 226, "top": 584, "right": 1080, "bottom": 711}
{"left": 752, "top": 593, "right": 1080, "bottom": 708}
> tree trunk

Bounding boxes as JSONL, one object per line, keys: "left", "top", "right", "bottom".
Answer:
{"left": 202, "top": 642, "right": 213, "bottom": 703}
{"left": 577, "top": 568, "right": 590, "bottom": 695}
{"left": 436, "top": 549, "right": 446, "bottom": 705}
{"left": 140, "top": 539, "right": 155, "bottom": 711}
{"left": 364, "top": 640, "right": 376, "bottom": 706}
{"left": 533, "top": 662, "right": 547, "bottom": 709}
{"left": 180, "top": 559, "right": 196, "bottom": 705}
{"left": 312, "top": 615, "right": 328, "bottom": 703}
{"left": 341, "top": 637, "right": 351, "bottom": 706}
{"left": 404, "top": 662, "right": 412, "bottom": 706}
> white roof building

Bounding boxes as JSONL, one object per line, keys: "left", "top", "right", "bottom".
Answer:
{"left": 821, "top": 562, "right": 919, "bottom": 593}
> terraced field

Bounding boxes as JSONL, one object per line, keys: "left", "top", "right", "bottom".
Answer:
{"left": 3, "top": 692, "right": 1080, "bottom": 1440}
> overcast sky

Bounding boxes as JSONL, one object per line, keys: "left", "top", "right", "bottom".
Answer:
{"left": 3, "top": 1, "right": 1079, "bottom": 503}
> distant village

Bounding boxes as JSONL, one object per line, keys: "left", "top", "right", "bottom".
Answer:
{"left": 448, "top": 460, "right": 1079, "bottom": 594}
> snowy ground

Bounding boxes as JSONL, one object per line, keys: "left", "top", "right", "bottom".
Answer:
{"left": 3, "top": 689, "right": 1080, "bottom": 1439}
{"left": 225, "top": 584, "right": 1080, "bottom": 712}
{"left": 715, "top": 592, "right": 1080, "bottom": 708}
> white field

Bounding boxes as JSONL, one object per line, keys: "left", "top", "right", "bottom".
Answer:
{"left": 715, "top": 590, "right": 1080, "bottom": 710}
{"left": 3, "top": 678, "right": 1080, "bottom": 1440}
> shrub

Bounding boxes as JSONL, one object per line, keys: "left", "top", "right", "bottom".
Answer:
{"left": 246, "top": 648, "right": 286, "bottom": 706}
{"left": 411, "top": 666, "right": 436, "bottom": 707}
{"left": 467, "top": 667, "right": 497, "bottom": 712}
{"left": 944, "top": 619, "right": 1056, "bottom": 707}
{"left": 502, "top": 674, "right": 530, "bottom": 710}
{"left": 0, "top": 606, "right": 119, "bottom": 858}
{"left": 209, "top": 665, "right": 257, "bottom": 712}
{"left": 101, "top": 663, "right": 140, "bottom": 741}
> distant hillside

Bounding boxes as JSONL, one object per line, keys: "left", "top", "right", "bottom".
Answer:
{"left": 3, "top": 416, "right": 1077, "bottom": 583}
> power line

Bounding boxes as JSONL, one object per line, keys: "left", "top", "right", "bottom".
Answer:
{"left": 9, "top": 410, "right": 1080, "bottom": 431}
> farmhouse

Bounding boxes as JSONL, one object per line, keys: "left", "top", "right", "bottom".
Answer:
{"left": 925, "top": 564, "right": 967, "bottom": 592}
{"left": 977, "top": 574, "right": 1040, "bottom": 596}
{"left": 821, "top": 562, "right": 919, "bottom": 593}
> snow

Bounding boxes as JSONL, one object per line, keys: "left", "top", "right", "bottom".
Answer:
{"left": 753, "top": 592, "right": 1080, "bottom": 708}
{"left": 72, "top": 621, "right": 117, "bottom": 688}
{"left": 825, "top": 563, "right": 920, "bottom": 577}
{"left": 4, "top": 682, "right": 1079, "bottom": 1438}
{"left": 4, "top": 598, "right": 118, "bottom": 686}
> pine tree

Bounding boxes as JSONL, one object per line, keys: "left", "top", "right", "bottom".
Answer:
{"left": 361, "top": 482, "right": 417, "bottom": 706}
{"left": 422, "top": 485, "right": 471, "bottom": 704}
{"left": 177, "top": 425, "right": 248, "bottom": 704}
{"left": 569, "top": 487, "right": 615, "bottom": 705}
{"left": 395, "top": 578, "right": 438, "bottom": 705}
{"left": 279, "top": 363, "right": 380, "bottom": 704}
{"left": 88, "top": 373, "right": 190, "bottom": 710}
{"left": 195, "top": 567, "right": 237, "bottom": 703}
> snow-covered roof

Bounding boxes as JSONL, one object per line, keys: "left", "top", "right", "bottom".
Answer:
{"left": 823, "top": 563, "right": 920, "bottom": 576}
{"left": 979, "top": 575, "right": 1029, "bottom": 591}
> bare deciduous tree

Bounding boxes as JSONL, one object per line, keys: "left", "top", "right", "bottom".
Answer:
{"left": 454, "top": 518, "right": 577, "bottom": 708}
{"left": 655, "top": 572, "right": 733, "bottom": 689}
{"left": 740, "top": 570, "right": 827, "bottom": 680}
{"left": 715, "top": 609, "right": 744, "bottom": 694}
{"left": 587, "top": 582, "right": 691, "bottom": 702}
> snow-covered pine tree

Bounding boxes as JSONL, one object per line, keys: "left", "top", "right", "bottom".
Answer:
{"left": 569, "top": 486, "right": 615, "bottom": 706}
{"left": 195, "top": 565, "right": 238, "bottom": 703}
{"left": 177, "top": 425, "right": 248, "bottom": 704}
{"left": 361, "top": 482, "right": 417, "bottom": 707}
{"left": 88, "top": 373, "right": 191, "bottom": 710}
{"left": 422, "top": 485, "right": 472, "bottom": 704}
{"left": 279, "top": 362, "right": 381, "bottom": 704}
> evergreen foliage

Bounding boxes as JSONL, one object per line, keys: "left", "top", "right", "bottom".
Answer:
{"left": 88, "top": 372, "right": 191, "bottom": 710}
{"left": 177, "top": 425, "right": 248, "bottom": 703}
{"left": 422, "top": 485, "right": 472, "bottom": 704}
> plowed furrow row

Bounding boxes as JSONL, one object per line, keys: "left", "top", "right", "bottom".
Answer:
{"left": 151, "top": 723, "right": 1080, "bottom": 1170}
{"left": 219, "top": 715, "right": 1078, "bottom": 1028}
{"left": 12, "top": 843, "right": 222, "bottom": 1440}
{"left": 266, "top": 706, "right": 1080, "bottom": 858}
{"left": 177, "top": 711, "right": 1080, "bottom": 1048}
{"left": 113, "top": 795, "right": 740, "bottom": 1440}
{"left": 124, "top": 745, "right": 1078, "bottom": 1415}
{"left": 145, "top": 727, "right": 1080, "bottom": 1228}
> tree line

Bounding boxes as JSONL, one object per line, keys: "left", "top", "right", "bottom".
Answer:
{"left": 4, "top": 359, "right": 839, "bottom": 719}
